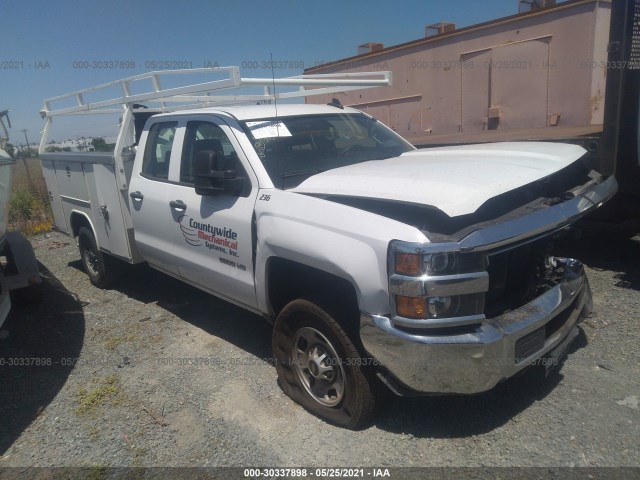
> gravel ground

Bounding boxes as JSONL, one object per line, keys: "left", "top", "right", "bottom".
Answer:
{"left": 0, "top": 231, "right": 638, "bottom": 468}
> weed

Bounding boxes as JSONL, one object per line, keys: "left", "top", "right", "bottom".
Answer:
{"left": 105, "top": 333, "right": 138, "bottom": 351}
{"left": 8, "top": 188, "right": 39, "bottom": 222}
{"left": 88, "top": 425, "right": 100, "bottom": 440}
{"left": 76, "top": 374, "right": 121, "bottom": 415}
{"left": 7, "top": 158, "right": 53, "bottom": 236}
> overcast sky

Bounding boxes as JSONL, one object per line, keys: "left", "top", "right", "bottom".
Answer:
{"left": 2, "top": 0, "right": 554, "bottom": 143}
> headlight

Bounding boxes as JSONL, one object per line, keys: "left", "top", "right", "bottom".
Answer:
{"left": 427, "top": 295, "right": 458, "bottom": 317}
{"left": 394, "top": 250, "right": 485, "bottom": 276}
{"left": 390, "top": 242, "right": 488, "bottom": 323}
{"left": 424, "top": 253, "right": 455, "bottom": 275}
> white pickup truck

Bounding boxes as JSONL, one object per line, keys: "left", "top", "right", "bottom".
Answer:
{"left": 39, "top": 68, "right": 617, "bottom": 428}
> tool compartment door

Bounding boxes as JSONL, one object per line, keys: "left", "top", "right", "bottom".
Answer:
{"left": 40, "top": 159, "right": 67, "bottom": 233}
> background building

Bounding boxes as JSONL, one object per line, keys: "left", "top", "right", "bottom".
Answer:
{"left": 305, "top": 0, "right": 611, "bottom": 145}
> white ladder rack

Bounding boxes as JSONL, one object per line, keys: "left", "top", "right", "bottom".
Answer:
{"left": 39, "top": 66, "right": 392, "bottom": 118}
{"left": 38, "top": 66, "right": 392, "bottom": 190}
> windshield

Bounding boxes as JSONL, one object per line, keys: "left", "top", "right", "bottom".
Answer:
{"left": 240, "top": 113, "right": 415, "bottom": 189}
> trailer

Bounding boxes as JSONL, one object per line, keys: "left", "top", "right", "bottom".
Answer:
{"left": 0, "top": 110, "right": 42, "bottom": 328}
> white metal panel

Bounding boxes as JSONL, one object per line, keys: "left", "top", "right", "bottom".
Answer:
{"left": 0, "top": 160, "right": 13, "bottom": 242}
{"left": 40, "top": 160, "right": 67, "bottom": 233}
{"left": 253, "top": 189, "right": 427, "bottom": 315}
{"left": 83, "top": 163, "right": 131, "bottom": 259}
{"left": 292, "top": 142, "right": 586, "bottom": 217}
{"left": 54, "top": 161, "right": 90, "bottom": 202}
{"left": 53, "top": 161, "right": 92, "bottom": 234}
{"left": 158, "top": 104, "right": 366, "bottom": 121}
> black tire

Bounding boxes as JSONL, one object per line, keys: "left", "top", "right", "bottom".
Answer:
{"left": 272, "top": 299, "right": 377, "bottom": 429}
{"left": 78, "top": 226, "right": 120, "bottom": 288}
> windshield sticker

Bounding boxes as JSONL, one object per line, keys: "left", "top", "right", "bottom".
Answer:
{"left": 245, "top": 120, "right": 292, "bottom": 139}
{"left": 254, "top": 140, "right": 266, "bottom": 158}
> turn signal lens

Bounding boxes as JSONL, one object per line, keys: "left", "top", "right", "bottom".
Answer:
{"left": 395, "top": 295, "right": 426, "bottom": 319}
{"left": 395, "top": 253, "right": 422, "bottom": 276}
{"left": 396, "top": 295, "right": 467, "bottom": 319}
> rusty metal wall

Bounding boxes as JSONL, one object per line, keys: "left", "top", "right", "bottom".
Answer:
{"left": 306, "top": 0, "right": 611, "bottom": 142}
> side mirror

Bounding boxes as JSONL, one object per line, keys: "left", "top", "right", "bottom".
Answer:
{"left": 194, "top": 150, "right": 245, "bottom": 196}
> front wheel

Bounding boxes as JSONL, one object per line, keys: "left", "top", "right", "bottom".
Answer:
{"left": 272, "top": 299, "right": 377, "bottom": 429}
{"left": 78, "top": 226, "right": 120, "bottom": 288}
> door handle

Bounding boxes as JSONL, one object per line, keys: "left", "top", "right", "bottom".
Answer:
{"left": 130, "top": 191, "right": 144, "bottom": 201}
{"left": 169, "top": 200, "right": 187, "bottom": 211}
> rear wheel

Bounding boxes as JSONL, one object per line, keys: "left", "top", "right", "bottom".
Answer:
{"left": 272, "top": 299, "right": 377, "bottom": 429}
{"left": 78, "top": 226, "right": 120, "bottom": 288}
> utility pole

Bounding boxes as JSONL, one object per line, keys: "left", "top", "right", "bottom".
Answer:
{"left": 21, "top": 129, "right": 31, "bottom": 157}
{"left": 19, "top": 129, "right": 34, "bottom": 187}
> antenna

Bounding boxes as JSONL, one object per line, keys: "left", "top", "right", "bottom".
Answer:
{"left": 270, "top": 53, "right": 279, "bottom": 124}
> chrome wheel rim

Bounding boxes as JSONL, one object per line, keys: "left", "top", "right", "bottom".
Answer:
{"left": 83, "top": 245, "right": 99, "bottom": 277}
{"left": 292, "top": 327, "right": 345, "bottom": 407}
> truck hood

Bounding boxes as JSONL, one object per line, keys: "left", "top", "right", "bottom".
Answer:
{"left": 291, "top": 142, "right": 587, "bottom": 217}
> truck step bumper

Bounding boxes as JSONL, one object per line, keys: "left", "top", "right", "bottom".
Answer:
{"left": 360, "top": 258, "right": 591, "bottom": 395}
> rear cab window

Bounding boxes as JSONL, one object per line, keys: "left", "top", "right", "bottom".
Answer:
{"left": 141, "top": 121, "right": 177, "bottom": 181}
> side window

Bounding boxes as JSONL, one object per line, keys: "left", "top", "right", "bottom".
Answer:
{"left": 180, "top": 121, "right": 239, "bottom": 184}
{"left": 141, "top": 121, "right": 177, "bottom": 180}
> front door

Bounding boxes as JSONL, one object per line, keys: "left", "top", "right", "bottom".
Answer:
{"left": 163, "top": 115, "right": 259, "bottom": 309}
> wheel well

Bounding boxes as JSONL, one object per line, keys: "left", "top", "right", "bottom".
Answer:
{"left": 267, "top": 258, "right": 360, "bottom": 332}
{"left": 70, "top": 213, "right": 92, "bottom": 238}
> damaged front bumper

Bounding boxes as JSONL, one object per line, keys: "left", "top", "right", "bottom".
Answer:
{"left": 360, "top": 257, "right": 592, "bottom": 395}
{"left": 360, "top": 174, "right": 618, "bottom": 396}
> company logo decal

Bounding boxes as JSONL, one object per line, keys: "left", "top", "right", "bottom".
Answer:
{"left": 178, "top": 215, "right": 238, "bottom": 255}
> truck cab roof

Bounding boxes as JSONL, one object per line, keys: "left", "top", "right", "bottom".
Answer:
{"left": 150, "top": 104, "right": 363, "bottom": 122}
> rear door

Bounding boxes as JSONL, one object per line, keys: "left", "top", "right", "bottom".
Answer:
{"left": 128, "top": 120, "right": 181, "bottom": 275}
